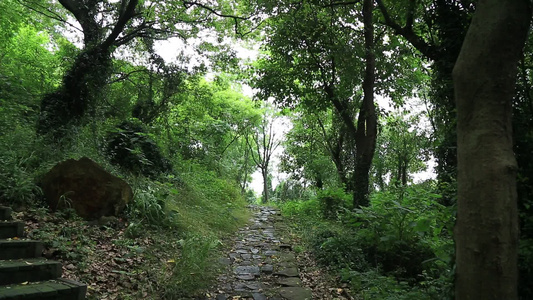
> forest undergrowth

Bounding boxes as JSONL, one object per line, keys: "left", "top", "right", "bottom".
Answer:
{"left": 0, "top": 123, "right": 252, "bottom": 299}
{"left": 6, "top": 171, "right": 250, "bottom": 299}
{"left": 274, "top": 185, "right": 456, "bottom": 300}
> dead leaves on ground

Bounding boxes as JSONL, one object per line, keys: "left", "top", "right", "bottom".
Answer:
{"left": 17, "top": 208, "right": 180, "bottom": 300}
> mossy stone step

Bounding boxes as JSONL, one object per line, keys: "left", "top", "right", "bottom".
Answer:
{"left": 0, "top": 259, "right": 62, "bottom": 285}
{"left": 0, "top": 221, "right": 24, "bottom": 239}
{"left": 0, "top": 240, "right": 43, "bottom": 260}
{"left": 0, "top": 279, "right": 87, "bottom": 300}
{"left": 0, "top": 207, "right": 12, "bottom": 221}
{"left": 0, "top": 206, "right": 86, "bottom": 299}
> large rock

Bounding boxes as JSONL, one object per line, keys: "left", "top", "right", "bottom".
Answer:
{"left": 40, "top": 157, "right": 132, "bottom": 220}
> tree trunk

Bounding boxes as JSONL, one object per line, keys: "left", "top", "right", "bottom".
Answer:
{"left": 353, "top": 0, "right": 377, "bottom": 208}
{"left": 38, "top": 46, "right": 112, "bottom": 134}
{"left": 453, "top": 0, "right": 531, "bottom": 298}
{"left": 37, "top": 0, "right": 139, "bottom": 136}
{"left": 261, "top": 168, "right": 269, "bottom": 204}
{"left": 240, "top": 143, "right": 250, "bottom": 195}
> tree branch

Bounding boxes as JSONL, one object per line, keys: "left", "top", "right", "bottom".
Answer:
{"left": 375, "top": 0, "right": 440, "bottom": 60}
{"left": 17, "top": 0, "right": 83, "bottom": 32}
{"left": 102, "top": 0, "right": 139, "bottom": 49}
{"left": 109, "top": 69, "right": 149, "bottom": 84}
{"left": 321, "top": 0, "right": 361, "bottom": 8}
{"left": 183, "top": 1, "right": 248, "bottom": 20}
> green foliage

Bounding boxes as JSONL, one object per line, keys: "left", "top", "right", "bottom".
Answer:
{"left": 279, "top": 183, "right": 453, "bottom": 299}
{"left": 279, "top": 198, "right": 321, "bottom": 220}
{"left": 106, "top": 119, "right": 172, "bottom": 177}
{"left": 279, "top": 109, "right": 341, "bottom": 188}
{"left": 317, "top": 187, "right": 351, "bottom": 220}
{"left": 0, "top": 126, "right": 42, "bottom": 205}
{"left": 168, "top": 164, "right": 250, "bottom": 235}
{"left": 341, "top": 269, "right": 432, "bottom": 300}
{"left": 162, "top": 233, "right": 222, "bottom": 298}
{"left": 372, "top": 110, "right": 431, "bottom": 189}
{"left": 310, "top": 226, "right": 368, "bottom": 271}
{"left": 272, "top": 179, "right": 309, "bottom": 202}
{"left": 158, "top": 76, "right": 260, "bottom": 179}
{"left": 350, "top": 185, "right": 453, "bottom": 282}
{"left": 126, "top": 177, "right": 180, "bottom": 230}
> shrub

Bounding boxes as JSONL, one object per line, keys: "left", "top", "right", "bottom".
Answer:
{"left": 317, "top": 187, "right": 351, "bottom": 220}
{"left": 0, "top": 125, "right": 42, "bottom": 206}
{"left": 347, "top": 184, "right": 453, "bottom": 283}
{"left": 106, "top": 119, "right": 172, "bottom": 177}
{"left": 280, "top": 198, "right": 320, "bottom": 220}
{"left": 341, "top": 269, "right": 431, "bottom": 300}
{"left": 162, "top": 233, "right": 222, "bottom": 297}
{"left": 309, "top": 227, "right": 368, "bottom": 271}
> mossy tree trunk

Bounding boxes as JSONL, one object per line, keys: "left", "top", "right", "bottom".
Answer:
{"left": 37, "top": 0, "right": 139, "bottom": 135}
{"left": 453, "top": 0, "right": 531, "bottom": 298}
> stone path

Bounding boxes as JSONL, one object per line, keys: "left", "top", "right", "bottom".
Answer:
{"left": 208, "top": 206, "right": 313, "bottom": 300}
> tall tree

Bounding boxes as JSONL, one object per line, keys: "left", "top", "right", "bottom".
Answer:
{"left": 280, "top": 109, "right": 342, "bottom": 189}
{"left": 252, "top": 0, "right": 411, "bottom": 206}
{"left": 373, "top": 111, "right": 429, "bottom": 189}
{"left": 376, "top": 0, "right": 475, "bottom": 205}
{"left": 248, "top": 107, "right": 281, "bottom": 203}
{"left": 30, "top": 0, "right": 249, "bottom": 135}
{"left": 353, "top": 0, "right": 377, "bottom": 207}
{"left": 453, "top": 0, "right": 531, "bottom": 298}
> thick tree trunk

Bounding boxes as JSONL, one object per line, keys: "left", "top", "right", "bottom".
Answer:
{"left": 353, "top": 0, "right": 377, "bottom": 208}
{"left": 453, "top": 0, "right": 531, "bottom": 298}
{"left": 37, "top": 0, "right": 139, "bottom": 136}
{"left": 38, "top": 46, "right": 112, "bottom": 134}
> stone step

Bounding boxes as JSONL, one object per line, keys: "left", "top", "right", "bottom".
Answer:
{"left": 0, "top": 279, "right": 87, "bottom": 300}
{"left": 0, "top": 259, "right": 62, "bottom": 285}
{"left": 0, "top": 221, "right": 24, "bottom": 239}
{"left": 0, "top": 240, "right": 43, "bottom": 260}
{"left": 0, "top": 207, "right": 12, "bottom": 221}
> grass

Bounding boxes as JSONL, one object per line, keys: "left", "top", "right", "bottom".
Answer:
{"left": 0, "top": 117, "right": 251, "bottom": 298}
{"left": 8, "top": 167, "right": 251, "bottom": 299}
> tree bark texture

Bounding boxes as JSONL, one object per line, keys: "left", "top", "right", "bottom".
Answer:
{"left": 453, "top": 0, "right": 531, "bottom": 299}
{"left": 353, "top": 0, "right": 377, "bottom": 208}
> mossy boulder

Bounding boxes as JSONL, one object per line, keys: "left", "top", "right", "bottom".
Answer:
{"left": 40, "top": 157, "right": 132, "bottom": 220}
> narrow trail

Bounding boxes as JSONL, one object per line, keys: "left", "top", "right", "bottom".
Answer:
{"left": 207, "top": 205, "right": 313, "bottom": 300}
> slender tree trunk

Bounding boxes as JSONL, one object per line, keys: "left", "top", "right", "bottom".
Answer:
{"left": 261, "top": 168, "right": 269, "bottom": 204}
{"left": 453, "top": 0, "right": 531, "bottom": 298}
{"left": 353, "top": 0, "right": 377, "bottom": 208}
{"left": 240, "top": 143, "right": 250, "bottom": 195}
{"left": 401, "top": 161, "right": 407, "bottom": 186}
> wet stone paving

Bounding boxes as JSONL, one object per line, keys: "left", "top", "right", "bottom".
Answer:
{"left": 208, "top": 206, "right": 313, "bottom": 300}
